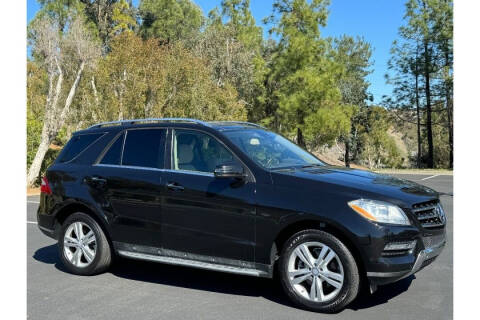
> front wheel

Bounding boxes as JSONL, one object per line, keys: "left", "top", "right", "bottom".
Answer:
{"left": 278, "top": 229, "right": 359, "bottom": 313}
{"left": 59, "top": 212, "right": 112, "bottom": 275}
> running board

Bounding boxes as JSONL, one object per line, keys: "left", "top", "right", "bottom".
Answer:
{"left": 117, "top": 250, "right": 269, "bottom": 278}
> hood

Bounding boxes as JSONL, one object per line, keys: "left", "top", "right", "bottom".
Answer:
{"left": 271, "top": 165, "right": 438, "bottom": 206}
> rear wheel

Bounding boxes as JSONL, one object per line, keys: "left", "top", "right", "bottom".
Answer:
{"left": 279, "top": 229, "right": 359, "bottom": 313}
{"left": 59, "top": 212, "right": 112, "bottom": 275}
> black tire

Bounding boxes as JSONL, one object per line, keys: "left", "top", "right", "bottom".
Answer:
{"left": 278, "top": 229, "right": 359, "bottom": 313}
{"left": 58, "top": 212, "right": 112, "bottom": 275}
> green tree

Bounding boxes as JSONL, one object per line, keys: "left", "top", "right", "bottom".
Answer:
{"left": 385, "top": 38, "right": 424, "bottom": 168}
{"left": 386, "top": 0, "right": 452, "bottom": 169}
{"left": 401, "top": 0, "right": 437, "bottom": 168}
{"left": 329, "top": 35, "right": 373, "bottom": 166}
{"left": 27, "top": 61, "right": 48, "bottom": 169}
{"left": 27, "top": 13, "right": 101, "bottom": 186}
{"left": 196, "top": 0, "right": 265, "bottom": 121}
{"left": 139, "top": 0, "right": 204, "bottom": 43}
{"left": 265, "top": 0, "right": 344, "bottom": 148}
{"left": 431, "top": 0, "right": 453, "bottom": 168}
{"left": 94, "top": 33, "right": 247, "bottom": 122}
{"left": 35, "top": 1, "right": 126, "bottom": 49}
{"left": 359, "top": 107, "right": 402, "bottom": 169}
{"left": 220, "top": 0, "right": 262, "bottom": 51}
{"left": 34, "top": 0, "right": 85, "bottom": 31}
{"left": 80, "top": 0, "right": 121, "bottom": 47}
{"left": 110, "top": 0, "right": 137, "bottom": 37}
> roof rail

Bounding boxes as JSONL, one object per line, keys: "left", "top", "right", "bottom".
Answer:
{"left": 87, "top": 118, "right": 210, "bottom": 129}
{"left": 208, "top": 121, "right": 266, "bottom": 129}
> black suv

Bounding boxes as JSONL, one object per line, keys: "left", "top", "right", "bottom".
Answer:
{"left": 37, "top": 118, "right": 446, "bottom": 313}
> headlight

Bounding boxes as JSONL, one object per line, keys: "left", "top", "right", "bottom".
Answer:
{"left": 348, "top": 199, "right": 410, "bottom": 225}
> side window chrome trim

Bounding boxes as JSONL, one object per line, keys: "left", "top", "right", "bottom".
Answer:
{"left": 166, "top": 169, "right": 214, "bottom": 177}
{"left": 94, "top": 163, "right": 166, "bottom": 172}
{"left": 93, "top": 164, "right": 215, "bottom": 177}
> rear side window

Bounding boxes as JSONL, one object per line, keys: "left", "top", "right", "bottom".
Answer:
{"left": 122, "top": 129, "right": 166, "bottom": 169}
{"left": 100, "top": 133, "right": 124, "bottom": 165}
{"left": 58, "top": 133, "right": 103, "bottom": 163}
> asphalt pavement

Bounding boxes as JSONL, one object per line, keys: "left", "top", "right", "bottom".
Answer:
{"left": 27, "top": 174, "right": 453, "bottom": 320}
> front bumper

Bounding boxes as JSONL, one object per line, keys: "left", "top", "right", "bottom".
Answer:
{"left": 367, "top": 233, "right": 446, "bottom": 286}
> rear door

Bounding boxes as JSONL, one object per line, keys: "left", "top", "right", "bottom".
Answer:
{"left": 161, "top": 128, "right": 256, "bottom": 263}
{"left": 89, "top": 127, "right": 167, "bottom": 248}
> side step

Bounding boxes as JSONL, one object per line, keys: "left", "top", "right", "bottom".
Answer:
{"left": 117, "top": 250, "right": 270, "bottom": 278}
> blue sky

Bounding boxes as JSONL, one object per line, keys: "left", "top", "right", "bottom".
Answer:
{"left": 27, "top": 0, "right": 406, "bottom": 103}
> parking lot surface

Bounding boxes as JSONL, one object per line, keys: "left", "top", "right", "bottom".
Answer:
{"left": 27, "top": 174, "right": 453, "bottom": 320}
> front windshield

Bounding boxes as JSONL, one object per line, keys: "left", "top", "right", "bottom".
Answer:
{"left": 223, "top": 129, "right": 324, "bottom": 169}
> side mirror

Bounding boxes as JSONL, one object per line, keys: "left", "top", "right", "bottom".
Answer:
{"left": 214, "top": 163, "right": 246, "bottom": 179}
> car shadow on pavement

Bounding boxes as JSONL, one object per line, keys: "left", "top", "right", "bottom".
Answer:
{"left": 33, "top": 244, "right": 413, "bottom": 312}
{"left": 349, "top": 276, "right": 415, "bottom": 311}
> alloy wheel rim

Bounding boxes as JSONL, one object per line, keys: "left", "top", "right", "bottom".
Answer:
{"left": 63, "top": 222, "right": 97, "bottom": 268}
{"left": 287, "top": 241, "right": 344, "bottom": 303}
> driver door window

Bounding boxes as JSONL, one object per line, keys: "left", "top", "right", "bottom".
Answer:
{"left": 172, "top": 130, "right": 235, "bottom": 173}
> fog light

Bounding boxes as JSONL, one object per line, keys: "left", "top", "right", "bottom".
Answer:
{"left": 384, "top": 240, "right": 417, "bottom": 251}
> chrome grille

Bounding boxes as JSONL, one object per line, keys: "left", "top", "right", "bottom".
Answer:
{"left": 412, "top": 200, "right": 446, "bottom": 229}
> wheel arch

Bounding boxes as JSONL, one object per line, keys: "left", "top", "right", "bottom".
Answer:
{"left": 271, "top": 219, "right": 367, "bottom": 278}
{"left": 53, "top": 201, "right": 113, "bottom": 248}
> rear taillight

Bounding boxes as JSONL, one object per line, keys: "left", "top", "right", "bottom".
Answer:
{"left": 40, "top": 176, "right": 52, "bottom": 195}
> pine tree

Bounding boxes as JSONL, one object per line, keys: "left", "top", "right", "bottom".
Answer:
{"left": 265, "top": 0, "right": 343, "bottom": 148}
{"left": 387, "top": 0, "right": 452, "bottom": 168}
{"left": 139, "top": 0, "right": 204, "bottom": 44}
{"left": 329, "top": 35, "right": 373, "bottom": 166}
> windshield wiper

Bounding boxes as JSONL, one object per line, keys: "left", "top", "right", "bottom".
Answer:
{"left": 270, "top": 166, "right": 296, "bottom": 171}
{"left": 300, "top": 163, "right": 324, "bottom": 169}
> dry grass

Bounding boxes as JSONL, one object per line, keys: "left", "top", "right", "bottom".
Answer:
{"left": 27, "top": 187, "right": 40, "bottom": 196}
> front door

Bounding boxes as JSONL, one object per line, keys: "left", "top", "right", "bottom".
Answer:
{"left": 162, "top": 129, "right": 256, "bottom": 263}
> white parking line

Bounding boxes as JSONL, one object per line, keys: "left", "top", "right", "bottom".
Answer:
{"left": 27, "top": 201, "right": 40, "bottom": 204}
{"left": 421, "top": 174, "right": 441, "bottom": 181}
{"left": 27, "top": 221, "right": 38, "bottom": 224}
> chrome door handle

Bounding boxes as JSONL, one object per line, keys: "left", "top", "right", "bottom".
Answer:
{"left": 91, "top": 176, "right": 107, "bottom": 184}
{"left": 166, "top": 182, "right": 184, "bottom": 191}
{"left": 86, "top": 176, "right": 107, "bottom": 187}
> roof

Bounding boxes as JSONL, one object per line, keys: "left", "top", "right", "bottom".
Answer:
{"left": 84, "top": 118, "right": 266, "bottom": 131}
{"left": 207, "top": 121, "right": 266, "bottom": 131}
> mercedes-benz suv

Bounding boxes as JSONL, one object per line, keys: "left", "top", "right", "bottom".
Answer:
{"left": 37, "top": 118, "right": 446, "bottom": 313}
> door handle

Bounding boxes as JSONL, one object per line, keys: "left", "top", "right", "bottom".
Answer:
{"left": 166, "top": 182, "right": 184, "bottom": 191}
{"left": 86, "top": 176, "right": 107, "bottom": 187}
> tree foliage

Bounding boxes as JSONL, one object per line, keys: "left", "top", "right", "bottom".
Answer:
{"left": 386, "top": 0, "right": 453, "bottom": 168}
{"left": 94, "top": 33, "right": 246, "bottom": 122}
{"left": 26, "top": 0, "right": 453, "bottom": 185}
{"left": 195, "top": 0, "right": 265, "bottom": 120}
{"left": 139, "top": 0, "right": 204, "bottom": 43}
{"left": 358, "top": 107, "right": 403, "bottom": 169}
{"left": 264, "top": 0, "right": 345, "bottom": 148}
{"left": 110, "top": 0, "right": 137, "bottom": 37}
{"left": 27, "top": 10, "right": 102, "bottom": 185}
{"left": 328, "top": 35, "right": 373, "bottom": 166}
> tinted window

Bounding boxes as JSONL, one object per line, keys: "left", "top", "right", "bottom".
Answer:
{"left": 59, "top": 133, "right": 103, "bottom": 163}
{"left": 100, "top": 133, "right": 124, "bottom": 165}
{"left": 122, "top": 129, "right": 165, "bottom": 168}
{"left": 173, "top": 130, "right": 236, "bottom": 173}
